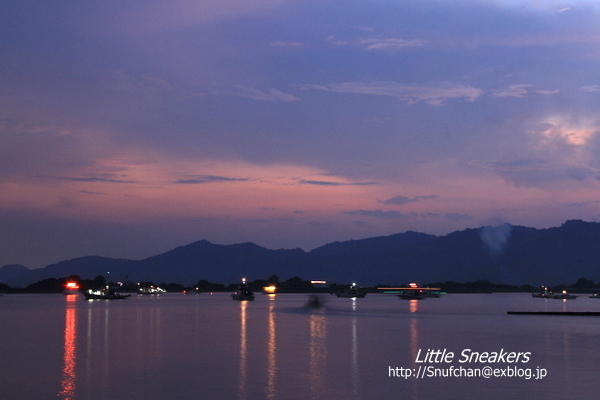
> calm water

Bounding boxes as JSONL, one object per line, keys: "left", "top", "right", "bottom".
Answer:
{"left": 2, "top": 292, "right": 600, "bottom": 399}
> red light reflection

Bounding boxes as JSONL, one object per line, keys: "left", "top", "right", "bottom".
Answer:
{"left": 57, "top": 299, "right": 77, "bottom": 399}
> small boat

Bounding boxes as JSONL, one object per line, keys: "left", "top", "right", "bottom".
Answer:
{"left": 398, "top": 291, "right": 427, "bottom": 300}
{"left": 532, "top": 286, "right": 553, "bottom": 298}
{"left": 262, "top": 285, "right": 277, "bottom": 294}
{"left": 231, "top": 278, "right": 255, "bottom": 301}
{"left": 306, "top": 294, "right": 325, "bottom": 308}
{"left": 389, "top": 284, "right": 442, "bottom": 300}
{"left": 83, "top": 285, "right": 131, "bottom": 300}
{"left": 589, "top": 292, "right": 600, "bottom": 299}
{"left": 553, "top": 291, "right": 578, "bottom": 300}
{"left": 335, "top": 283, "right": 366, "bottom": 298}
{"left": 532, "top": 292, "right": 554, "bottom": 298}
{"left": 138, "top": 286, "right": 166, "bottom": 295}
{"left": 422, "top": 290, "right": 442, "bottom": 298}
{"left": 63, "top": 281, "right": 81, "bottom": 295}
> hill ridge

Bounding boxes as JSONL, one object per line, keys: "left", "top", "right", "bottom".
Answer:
{"left": 3, "top": 220, "right": 600, "bottom": 287}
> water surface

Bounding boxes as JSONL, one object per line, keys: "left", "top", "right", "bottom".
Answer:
{"left": 1, "top": 292, "right": 600, "bottom": 399}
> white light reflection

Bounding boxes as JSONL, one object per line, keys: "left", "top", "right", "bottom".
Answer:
{"left": 103, "top": 304, "right": 110, "bottom": 379}
{"left": 351, "top": 301, "right": 359, "bottom": 396}
{"left": 238, "top": 300, "right": 248, "bottom": 400}
{"left": 309, "top": 313, "right": 327, "bottom": 398}
{"left": 84, "top": 300, "right": 112, "bottom": 385}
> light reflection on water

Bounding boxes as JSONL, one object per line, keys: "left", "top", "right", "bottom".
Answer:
{"left": 238, "top": 300, "right": 248, "bottom": 400}
{"left": 309, "top": 311, "right": 327, "bottom": 399}
{"left": 2, "top": 293, "right": 600, "bottom": 399}
{"left": 266, "top": 297, "right": 277, "bottom": 400}
{"left": 351, "top": 298, "right": 359, "bottom": 397}
{"left": 58, "top": 295, "right": 77, "bottom": 400}
{"left": 409, "top": 300, "right": 420, "bottom": 400}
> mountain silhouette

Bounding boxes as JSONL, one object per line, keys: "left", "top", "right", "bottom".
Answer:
{"left": 3, "top": 220, "right": 600, "bottom": 287}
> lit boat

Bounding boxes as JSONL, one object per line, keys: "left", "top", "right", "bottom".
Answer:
{"left": 231, "top": 278, "right": 255, "bottom": 301}
{"left": 379, "top": 283, "right": 442, "bottom": 300}
{"left": 553, "top": 291, "right": 578, "bottom": 300}
{"left": 262, "top": 285, "right": 277, "bottom": 294}
{"left": 63, "top": 282, "right": 81, "bottom": 295}
{"left": 83, "top": 285, "right": 131, "bottom": 300}
{"left": 532, "top": 293, "right": 554, "bottom": 298}
{"left": 532, "top": 286, "right": 553, "bottom": 298}
{"left": 398, "top": 291, "right": 427, "bottom": 300}
{"left": 589, "top": 292, "right": 600, "bottom": 299}
{"left": 335, "top": 283, "right": 366, "bottom": 298}
{"left": 138, "top": 285, "right": 166, "bottom": 295}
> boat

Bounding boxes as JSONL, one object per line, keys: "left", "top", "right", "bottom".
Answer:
{"left": 421, "top": 289, "right": 442, "bottom": 298}
{"left": 532, "top": 292, "right": 554, "bottom": 298}
{"left": 532, "top": 286, "right": 553, "bottom": 298}
{"left": 398, "top": 291, "right": 427, "bottom": 300}
{"left": 589, "top": 292, "right": 600, "bottom": 299}
{"left": 138, "top": 285, "right": 166, "bottom": 295}
{"left": 262, "top": 285, "right": 277, "bottom": 294}
{"left": 335, "top": 283, "right": 366, "bottom": 298}
{"left": 306, "top": 294, "right": 325, "bottom": 308}
{"left": 379, "top": 283, "right": 442, "bottom": 300}
{"left": 553, "top": 291, "right": 578, "bottom": 300}
{"left": 63, "top": 281, "right": 81, "bottom": 295}
{"left": 398, "top": 286, "right": 442, "bottom": 299}
{"left": 231, "top": 278, "right": 255, "bottom": 301}
{"left": 83, "top": 285, "right": 131, "bottom": 300}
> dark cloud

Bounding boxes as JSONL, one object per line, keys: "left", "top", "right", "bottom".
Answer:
{"left": 249, "top": 218, "right": 293, "bottom": 223}
{"left": 300, "top": 180, "right": 377, "bottom": 186}
{"left": 381, "top": 195, "right": 413, "bottom": 205}
{"left": 174, "top": 175, "right": 250, "bottom": 184}
{"left": 474, "top": 159, "right": 598, "bottom": 188}
{"left": 381, "top": 194, "right": 439, "bottom": 205}
{"left": 38, "top": 176, "right": 136, "bottom": 184}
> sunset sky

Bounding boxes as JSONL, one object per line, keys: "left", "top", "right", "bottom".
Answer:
{"left": 2, "top": 0, "right": 600, "bottom": 269}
